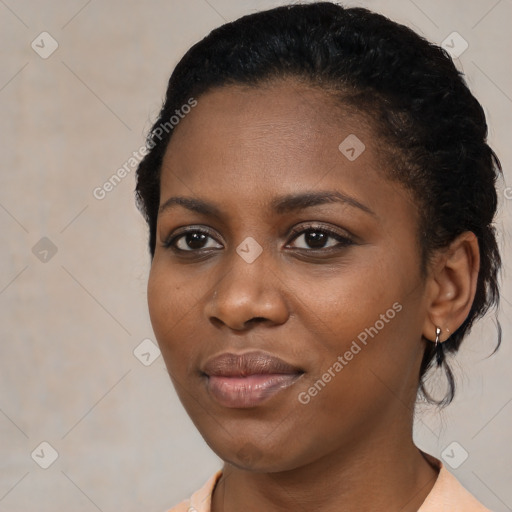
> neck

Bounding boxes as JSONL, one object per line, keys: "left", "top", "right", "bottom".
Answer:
{"left": 211, "top": 424, "right": 439, "bottom": 512}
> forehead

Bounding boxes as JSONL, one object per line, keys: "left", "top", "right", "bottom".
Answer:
{"left": 159, "top": 81, "right": 416, "bottom": 226}
{"left": 163, "top": 82, "right": 378, "bottom": 187}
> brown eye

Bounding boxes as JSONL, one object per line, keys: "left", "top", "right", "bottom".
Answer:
{"left": 164, "top": 229, "right": 222, "bottom": 252}
{"left": 288, "top": 226, "right": 354, "bottom": 251}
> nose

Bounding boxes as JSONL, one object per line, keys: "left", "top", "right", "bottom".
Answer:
{"left": 204, "top": 249, "right": 289, "bottom": 331}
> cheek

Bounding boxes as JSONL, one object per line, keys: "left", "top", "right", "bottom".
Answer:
{"left": 147, "top": 260, "right": 219, "bottom": 381}
{"left": 147, "top": 264, "right": 168, "bottom": 339}
{"left": 290, "top": 250, "right": 423, "bottom": 387}
{"left": 291, "top": 259, "right": 401, "bottom": 345}
{"left": 147, "top": 263, "right": 190, "bottom": 356}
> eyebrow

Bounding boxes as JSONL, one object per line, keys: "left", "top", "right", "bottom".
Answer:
{"left": 158, "top": 190, "right": 376, "bottom": 218}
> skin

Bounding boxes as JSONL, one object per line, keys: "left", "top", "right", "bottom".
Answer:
{"left": 147, "top": 79, "right": 480, "bottom": 512}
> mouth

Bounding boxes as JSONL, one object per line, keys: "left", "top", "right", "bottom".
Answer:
{"left": 202, "top": 351, "right": 305, "bottom": 408}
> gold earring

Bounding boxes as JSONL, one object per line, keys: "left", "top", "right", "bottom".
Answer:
{"left": 435, "top": 326, "right": 441, "bottom": 347}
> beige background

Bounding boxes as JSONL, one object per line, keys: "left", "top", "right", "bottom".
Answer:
{"left": 0, "top": 0, "right": 511, "bottom": 510}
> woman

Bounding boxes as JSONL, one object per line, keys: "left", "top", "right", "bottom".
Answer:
{"left": 135, "top": 3, "right": 502, "bottom": 511}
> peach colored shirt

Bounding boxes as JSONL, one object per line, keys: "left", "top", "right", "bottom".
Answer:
{"left": 166, "top": 458, "right": 492, "bottom": 512}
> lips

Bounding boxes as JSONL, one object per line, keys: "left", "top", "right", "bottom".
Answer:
{"left": 202, "top": 351, "right": 304, "bottom": 408}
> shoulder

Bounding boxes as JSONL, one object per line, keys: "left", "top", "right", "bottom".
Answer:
{"left": 418, "top": 459, "right": 493, "bottom": 512}
{"left": 164, "top": 470, "right": 223, "bottom": 512}
{"left": 164, "top": 498, "right": 188, "bottom": 512}
{"left": 165, "top": 461, "right": 493, "bottom": 512}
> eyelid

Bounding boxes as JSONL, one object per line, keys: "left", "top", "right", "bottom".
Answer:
{"left": 287, "top": 222, "right": 353, "bottom": 241}
{"left": 163, "top": 222, "right": 355, "bottom": 253}
{"left": 162, "top": 225, "right": 222, "bottom": 248}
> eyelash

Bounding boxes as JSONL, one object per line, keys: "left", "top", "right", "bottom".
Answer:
{"left": 162, "top": 224, "right": 354, "bottom": 255}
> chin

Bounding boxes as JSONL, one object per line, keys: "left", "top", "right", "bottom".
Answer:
{"left": 204, "top": 434, "right": 308, "bottom": 473}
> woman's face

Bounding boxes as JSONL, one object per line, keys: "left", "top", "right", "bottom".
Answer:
{"left": 148, "top": 80, "right": 431, "bottom": 471}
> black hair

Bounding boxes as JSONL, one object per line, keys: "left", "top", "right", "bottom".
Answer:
{"left": 135, "top": 2, "right": 502, "bottom": 405}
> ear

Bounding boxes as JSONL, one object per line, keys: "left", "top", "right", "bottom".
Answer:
{"left": 422, "top": 232, "right": 480, "bottom": 342}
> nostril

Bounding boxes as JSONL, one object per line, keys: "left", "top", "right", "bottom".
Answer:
{"left": 247, "top": 317, "right": 268, "bottom": 327}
